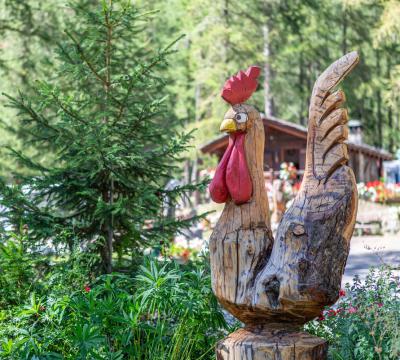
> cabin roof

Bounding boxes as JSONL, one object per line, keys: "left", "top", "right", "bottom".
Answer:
{"left": 200, "top": 116, "right": 393, "bottom": 161}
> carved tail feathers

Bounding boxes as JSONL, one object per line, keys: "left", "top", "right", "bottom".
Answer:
{"left": 305, "top": 50, "right": 359, "bottom": 182}
{"left": 251, "top": 52, "right": 359, "bottom": 324}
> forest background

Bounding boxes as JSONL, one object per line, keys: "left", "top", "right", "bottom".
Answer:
{"left": 1, "top": 0, "right": 400, "bottom": 178}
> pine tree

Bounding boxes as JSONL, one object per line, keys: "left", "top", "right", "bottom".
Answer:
{"left": 0, "top": 0, "right": 203, "bottom": 273}
{"left": 0, "top": 1, "right": 65, "bottom": 175}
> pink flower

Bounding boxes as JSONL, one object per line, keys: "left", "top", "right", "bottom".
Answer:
{"left": 377, "top": 302, "right": 383, "bottom": 308}
{"left": 348, "top": 306, "right": 357, "bottom": 314}
{"left": 339, "top": 289, "right": 346, "bottom": 297}
{"left": 84, "top": 285, "right": 91, "bottom": 293}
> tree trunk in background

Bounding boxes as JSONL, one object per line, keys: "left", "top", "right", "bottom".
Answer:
{"left": 387, "top": 55, "right": 394, "bottom": 153}
{"left": 192, "top": 157, "right": 200, "bottom": 205}
{"left": 377, "top": 90, "right": 383, "bottom": 148}
{"left": 222, "top": 0, "right": 229, "bottom": 62}
{"left": 299, "top": 35, "right": 306, "bottom": 126}
{"left": 376, "top": 52, "right": 383, "bottom": 148}
{"left": 101, "top": 223, "right": 113, "bottom": 273}
{"left": 263, "top": 24, "right": 273, "bottom": 117}
{"left": 342, "top": 7, "right": 347, "bottom": 54}
{"left": 193, "top": 82, "right": 202, "bottom": 206}
{"left": 105, "top": 14, "right": 113, "bottom": 274}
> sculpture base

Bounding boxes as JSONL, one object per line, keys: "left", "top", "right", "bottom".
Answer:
{"left": 216, "top": 325, "right": 328, "bottom": 360}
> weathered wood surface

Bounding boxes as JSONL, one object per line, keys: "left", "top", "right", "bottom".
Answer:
{"left": 209, "top": 53, "right": 359, "bottom": 359}
{"left": 216, "top": 326, "right": 328, "bottom": 360}
{"left": 251, "top": 51, "right": 359, "bottom": 324}
{"left": 210, "top": 53, "right": 359, "bottom": 328}
{"left": 209, "top": 103, "right": 274, "bottom": 322}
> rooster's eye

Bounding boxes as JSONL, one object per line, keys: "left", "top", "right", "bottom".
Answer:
{"left": 235, "top": 113, "right": 248, "bottom": 123}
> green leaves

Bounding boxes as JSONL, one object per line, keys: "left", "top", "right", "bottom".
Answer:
{"left": 73, "top": 324, "right": 104, "bottom": 358}
{"left": 0, "top": 257, "right": 231, "bottom": 359}
{"left": 135, "top": 260, "right": 180, "bottom": 314}
{"left": 0, "top": 232, "right": 39, "bottom": 308}
{"left": 0, "top": 0, "right": 204, "bottom": 272}
{"left": 306, "top": 266, "right": 400, "bottom": 359}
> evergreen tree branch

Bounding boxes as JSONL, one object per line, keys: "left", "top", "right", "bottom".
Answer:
{"left": 2, "top": 92, "right": 64, "bottom": 138}
{"left": 50, "top": 93, "right": 90, "bottom": 126}
{"left": 113, "top": 35, "right": 184, "bottom": 126}
{"left": 5, "top": 147, "right": 50, "bottom": 173}
{"left": 64, "top": 30, "right": 108, "bottom": 86}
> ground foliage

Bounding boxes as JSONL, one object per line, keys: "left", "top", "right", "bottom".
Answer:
{"left": 1, "top": 234, "right": 399, "bottom": 359}
{"left": 306, "top": 266, "right": 400, "bottom": 360}
{"left": 0, "top": 234, "right": 231, "bottom": 359}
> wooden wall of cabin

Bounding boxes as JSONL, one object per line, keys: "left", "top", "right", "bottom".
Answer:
{"left": 348, "top": 150, "right": 382, "bottom": 183}
{"left": 348, "top": 151, "right": 359, "bottom": 181}
{"left": 263, "top": 126, "right": 306, "bottom": 172}
{"left": 205, "top": 128, "right": 386, "bottom": 184}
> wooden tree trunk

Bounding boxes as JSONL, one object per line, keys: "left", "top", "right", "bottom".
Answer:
{"left": 210, "top": 53, "right": 359, "bottom": 359}
{"left": 263, "top": 24, "right": 273, "bottom": 117}
{"left": 217, "top": 326, "right": 327, "bottom": 360}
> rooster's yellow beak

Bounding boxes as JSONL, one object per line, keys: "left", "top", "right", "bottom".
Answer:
{"left": 220, "top": 118, "right": 237, "bottom": 133}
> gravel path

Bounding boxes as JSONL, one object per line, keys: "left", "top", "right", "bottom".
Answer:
{"left": 342, "top": 233, "right": 400, "bottom": 285}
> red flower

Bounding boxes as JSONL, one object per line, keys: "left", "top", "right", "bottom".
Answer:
{"left": 336, "top": 307, "right": 344, "bottom": 314}
{"left": 327, "top": 309, "right": 336, "bottom": 317}
{"left": 339, "top": 289, "right": 346, "bottom": 297}
{"left": 293, "top": 182, "right": 301, "bottom": 191}
{"left": 181, "top": 249, "right": 190, "bottom": 261}
{"left": 377, "top": 302, "right": 383, "bottom": 308}
{"left": 84, "top": 285, "right": 91, "bottom": 293}
{"left": 317, "top": 312, "right": 325, "bottom": 321}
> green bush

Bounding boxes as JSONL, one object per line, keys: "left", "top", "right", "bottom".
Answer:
{"left": 306, "top": 267, "right": 400, "bottom": 360}
{"left": 0, "top": 258, "right": 231, "bottom": 359}
{"left": 0, "top": 232, "right": 42, "bottom": 308}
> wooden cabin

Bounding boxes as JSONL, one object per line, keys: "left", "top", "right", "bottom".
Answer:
{"left": 200, "top": 116, "right": 393, "bottom": 183}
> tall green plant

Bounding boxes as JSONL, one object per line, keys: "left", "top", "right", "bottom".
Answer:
{"left": 0, "top": 259, "right": 230, "bottom": 359}
{"left": 0, "top": 0, "right": 204, "bottom": 272}
{"left": 0, "top": 232, "right": 38, "bottom": 308}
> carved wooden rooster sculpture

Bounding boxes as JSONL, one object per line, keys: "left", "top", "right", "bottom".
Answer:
{"left": 209, "top": 52, "right": 359, "bottom": 359}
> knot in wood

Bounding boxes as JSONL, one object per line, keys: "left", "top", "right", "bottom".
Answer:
{"left": 293, "top": 224, "right": 305, "bottom": 236}
{"left": 246, "top": 243, "right": 255, "bottom": 255}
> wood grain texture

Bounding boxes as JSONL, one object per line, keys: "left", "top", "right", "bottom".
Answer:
{"left": 251, "top": 51, "right": 359, "bottom": 323}
{"left": 209, "top": 103, "right": 274, "bottom": 322}
{"left": 210, "top": 52, "right": 359, "bottom": 359}
{"left": 216, "top": 326, "right": 328, "bottom": 360}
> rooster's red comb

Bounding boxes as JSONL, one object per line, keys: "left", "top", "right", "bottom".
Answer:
{"left": 221, "top": 66, "right": 261, "bottom": 105}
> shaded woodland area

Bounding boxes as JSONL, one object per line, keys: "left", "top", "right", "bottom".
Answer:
{"left": 1, "top": 1, "right": 400, "bottom": 174}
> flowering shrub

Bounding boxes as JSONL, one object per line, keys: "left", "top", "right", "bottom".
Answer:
{"left": 279, "top": 162, "right": 297, "bottom": 181}
{"left": 357, "top": 181, "right": 400, "bottom": 203}
{"left": 168, "top": 244, "right": 197, "bottom": 263}
{"left": 306, "top": 267, "right": 400, "bottom": 359}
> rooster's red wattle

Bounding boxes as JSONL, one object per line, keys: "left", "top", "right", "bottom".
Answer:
{"left": 209, "top": 132, "right": 252, "bottom": 205}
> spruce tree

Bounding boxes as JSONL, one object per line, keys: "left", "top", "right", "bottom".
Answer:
{"left": 0, "top": 0, "right": 203, "bottom": 273}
